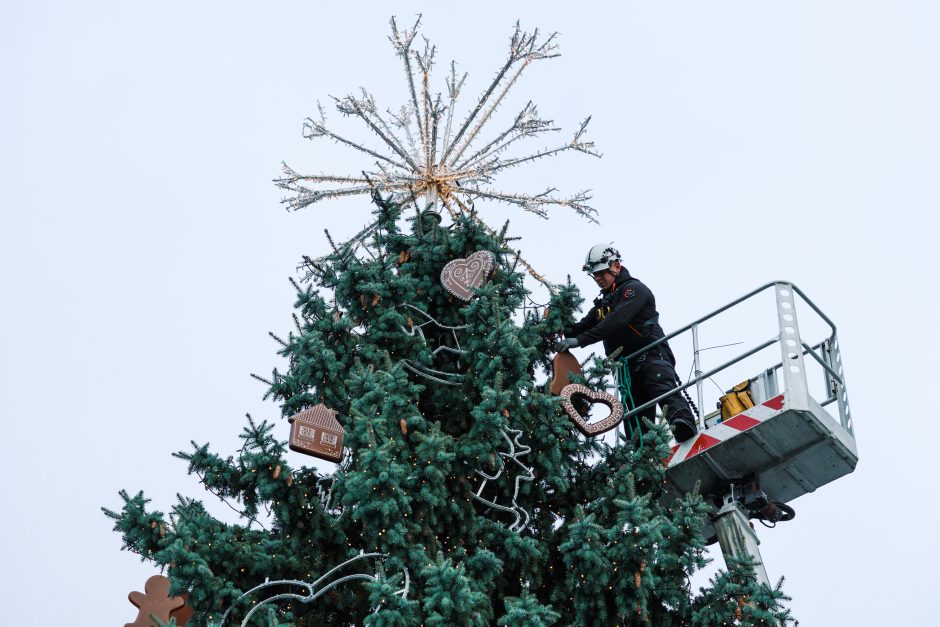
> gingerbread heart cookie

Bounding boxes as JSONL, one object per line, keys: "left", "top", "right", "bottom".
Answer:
{"left": 560, "top": 383, "right": 625, "bottom": 436}
{"left": 440, "top": 250, "right": 496, "bottom": 301}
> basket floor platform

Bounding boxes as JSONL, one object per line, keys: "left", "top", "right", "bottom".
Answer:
{"left": 664, "top": 393, "right": 858, "bottom": 503}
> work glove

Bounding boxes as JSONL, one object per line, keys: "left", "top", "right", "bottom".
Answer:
{"left": 555, "top": 337, "right": 580, "bottom": 352}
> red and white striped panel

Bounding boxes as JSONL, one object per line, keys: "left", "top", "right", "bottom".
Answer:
{"left": 666, "top": 394, "right": 787, "bottom": 467}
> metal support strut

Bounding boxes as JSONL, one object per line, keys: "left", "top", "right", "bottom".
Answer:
{"left": 711, "top": 490, "right": 772, "bottom": 588}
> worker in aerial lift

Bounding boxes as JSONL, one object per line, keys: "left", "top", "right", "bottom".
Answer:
{"left": 556, "top": 244, "right": 699, "bottom": 444}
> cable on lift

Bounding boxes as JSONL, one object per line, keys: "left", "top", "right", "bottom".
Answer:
{"left": 676, "top": 375, "right": 700, "bottom": 418}
{"left": 704, "top": 474, "right": 796, "bottom": 544}
{"left": 754, "top": 500, "right": 796, "bottom": 528}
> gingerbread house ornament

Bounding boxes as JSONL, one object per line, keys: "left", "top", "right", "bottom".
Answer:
{"left": 288, "top": 403, "right": 345, "bottom": 463}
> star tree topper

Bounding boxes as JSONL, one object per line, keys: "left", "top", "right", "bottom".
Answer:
{"left": 276, "top": 16, "right": 601, "bottom": 286}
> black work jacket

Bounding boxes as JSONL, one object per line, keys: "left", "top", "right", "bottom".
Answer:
{"left": 570, "top": 269, "right": 672, "bottom": 361}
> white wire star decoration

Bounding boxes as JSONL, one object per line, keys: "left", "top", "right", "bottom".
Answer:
{"left": 470, "top": 427, "right": 535, "bottom": 533}
{"left": 397, "top": 303, "right": 469, "bottom": 386}
{"left": 277, "top": 15, "right": 601, "bottom": 277}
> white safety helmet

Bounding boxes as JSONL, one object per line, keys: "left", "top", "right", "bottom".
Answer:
{"left": 582, "top": 243, "right": 621, "bottom": 274}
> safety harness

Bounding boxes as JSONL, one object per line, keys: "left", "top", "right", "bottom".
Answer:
{"left": 615, "top": 349, "right": 700, "bottom": 449}
{"left": 615, "top": 358, "right": 644, "bottom": 448}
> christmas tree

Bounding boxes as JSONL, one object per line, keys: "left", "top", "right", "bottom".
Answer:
{"left": 104, "top": 18, "right": 794, "bottom": 626}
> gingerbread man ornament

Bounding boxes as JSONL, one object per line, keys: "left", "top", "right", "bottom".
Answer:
{"left": 126, "top": 575, "right": 192, "bottom": 627}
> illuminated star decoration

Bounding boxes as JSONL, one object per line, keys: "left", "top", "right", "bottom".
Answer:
{"left": 276, "top": 16, "right": 601, "bottom": 287}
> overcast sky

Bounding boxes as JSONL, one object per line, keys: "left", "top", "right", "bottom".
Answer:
{"left": 3, "top": 2, "right": 938, "bottom": 625}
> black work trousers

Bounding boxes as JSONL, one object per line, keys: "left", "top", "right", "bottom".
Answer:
{"left": 626, "top": 356, "right": 696, "bottom": 428}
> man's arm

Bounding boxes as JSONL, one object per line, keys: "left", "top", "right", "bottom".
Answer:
{"left": 575, "top": 283, "right": 650, "bottom": 347}
{"left": 568, "top": 307, "right": 598, "bottom": 338}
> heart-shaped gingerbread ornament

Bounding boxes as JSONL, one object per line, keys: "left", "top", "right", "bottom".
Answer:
{"left": 560, "top": 383, "right": 625, "bottom": 436}
{"left": 440, "top": 250, "right": 496, "bottom": 301}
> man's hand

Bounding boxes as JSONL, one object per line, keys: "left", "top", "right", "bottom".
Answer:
{"left": 555, "top": 337, "right": 579, "bottom": 352}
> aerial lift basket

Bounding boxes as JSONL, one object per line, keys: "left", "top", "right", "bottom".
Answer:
{"left": 620, "top": 281, "right": 858, "bottom": 505}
